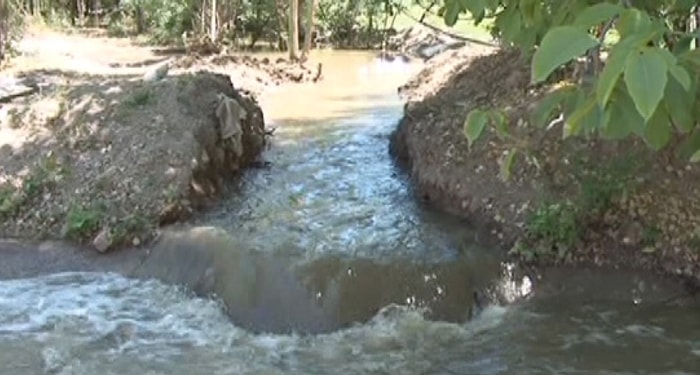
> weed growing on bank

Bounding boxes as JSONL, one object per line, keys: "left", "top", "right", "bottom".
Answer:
{"left": 511, "top": 154, "right": 641, "bottom": 263}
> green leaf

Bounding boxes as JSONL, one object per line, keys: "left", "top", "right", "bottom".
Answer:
{"left": 679, "top": 129, "right": 700, "bottom": 159}
{"left": 664, "top": 74, "right": 696, "bottom": 132}
{"left": 496, "top": 5, "right": 523, "bottom": 43}
{"left": 624, "top": 48, "right": 668, "bottom": 121}
{"left": 596, "top": 44, "right": 633, "bottom": 106}
{"left": 669, "top": 65, "right": 691, "bottom": 91}
{"left": 643, "top": 106, "right": 672, "bottom": 150}
{"left": 531, "top": 87, "right": 571, "bottom": 127}
{"left": 500, "top": 148, "right": 518, "bottom": 182}
{"left": 488, "top": 110, "right": 509, "bottom": 139}
{"left": 443, "top": 0, "right": 462, "bottom": 27}
{"left": 604, "top": 88, "right": 645, "bottom": 139}
{"left": 691, "top": 150, "right": 700, "bottom": 163}
{"left": 562, "top": 87, "right": 586, "bottom": 118}
{"left": 464, "top": 109, "right": 488, "bottom": 147}
{"left": 532, "top": 26, "right": 599, "bottom": 83}
{"left": 617, "top": 8, "right": 652, "bottom": 38}
{"left": 460, "top": 0, "right": 486, "bottom": 18}
{"left": 563, "top": 96, "right": 603, "bottom": 138}
{"left": 473, "top": 8, "right": 487, "bottom": 24}
{"left": 573, "top": 3, "right": 622, "bottom": 28}
{"left": 681, "top": 48, "right": 700, "bottom": 70}
{"left": 673, "top": 36, "right": 695, "bottom": 56}
{"left": 656, "top": 48, "right": 692, "bottom": 90}
{"left": 513, "top": 25, "right": 539, "bottom": 52}
{"left": 520, "top": 0, "right": 540, "bottom": 27}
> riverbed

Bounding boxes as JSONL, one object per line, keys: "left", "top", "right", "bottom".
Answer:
{"left": 0, "top": 51, "right": 698, "bottom": 374}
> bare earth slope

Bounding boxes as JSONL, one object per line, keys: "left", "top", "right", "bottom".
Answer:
{"left": 0, "top": 27, "right": 308, "bottom": 251}
{"left": 392, "top": 46, "right": 700, "bottom": 285}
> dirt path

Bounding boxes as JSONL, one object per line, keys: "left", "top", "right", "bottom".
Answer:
{"left": 4, "top": 27, "right": 319, "bottom": 93}
{"left": 6, "top": 27, "right": 168, "bottom": 75}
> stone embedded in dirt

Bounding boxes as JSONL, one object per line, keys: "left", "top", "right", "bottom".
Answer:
{"left": 0, "top": 70, "right": 269, "bottom": 250}
{"left": 93, "top": 227, "right": 112, "bottom": 253}
{"left": 142, "top": 62, "right": 170, "bottom": 82}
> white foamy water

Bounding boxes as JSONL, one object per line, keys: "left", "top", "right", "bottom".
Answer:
{"left": 0, "top": 272, "right": 698, "bottom": 375}
{"left": 0, "top": 272, "right": 512, "bottom": 375}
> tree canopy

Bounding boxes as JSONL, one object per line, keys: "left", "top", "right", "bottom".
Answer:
{"left": 2, "top": 0, "right": 409, "bottom": 53}
{"left": 453, "top": 0, "right": 700, "bottom": 161}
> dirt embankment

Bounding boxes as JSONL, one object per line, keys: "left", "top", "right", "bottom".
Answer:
{"left": 171, "top": 54, "right": 322, "bottom": 95}
{"left": 0, "top": 70, "right": 269, "bottom": 251}
{"left": 386, "top": 24, "right": 494, "bottom": 60}
{"left": 0, "top": 28, "right": 327, "bottom": 252}
{"left": 391, "top": 46, "right": 700, "bottom": 286}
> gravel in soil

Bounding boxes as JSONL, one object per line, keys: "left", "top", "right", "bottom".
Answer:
{"left": 0, "top": 28, "right": 326, "bottom": 252}
{"left": 0, "top": 70, "right": 268, "bottom": 252}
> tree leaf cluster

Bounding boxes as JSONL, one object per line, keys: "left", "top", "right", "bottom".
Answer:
{"left": 451, "top": 0, "right": 700, "bottom": 164}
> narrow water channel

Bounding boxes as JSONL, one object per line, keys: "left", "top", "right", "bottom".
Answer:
{"left": 0, "top": 51, "right": 698, "bottom": 374}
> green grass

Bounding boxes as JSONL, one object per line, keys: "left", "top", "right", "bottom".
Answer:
{"left": 125, "top": 87, "right": 155, "bottom": 107}
{"left": 65, "top": 202, "right": 106, "bottom": 240}
{"left": 511, "top": 155, "right": 642, "bottom": 262}
{"left": 112, "top": 214, "right": 151, "bottom": 246}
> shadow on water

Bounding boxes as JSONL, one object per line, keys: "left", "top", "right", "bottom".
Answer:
{"left": 131, "top": 227, "right": 509, "bottom": 335}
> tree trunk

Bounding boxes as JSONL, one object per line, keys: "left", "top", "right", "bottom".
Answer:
{"left": 274, "top": 0, "right": 287, "bottom": 51}
{"left": 70, "top": 0, "right": 78, "bottom": 25}
{"left": 89, "top": 0, "right": 102, "bottom": 26}
{"left": 0, "top": 0, "right": 7, "bottom": 63}
{"left": 300, "top": 0, "right": 316, "bottom": 60}
{"left": 695, "top": 6, "right": 700, "bottom": 49}
{"left": 200, "top": 0, "right": 206, "bottom": 35}
{"left": 287, "top": 0, "right": 299, "bottom": 61}
{"left": 76, "top": 0, "right": 85, "bottom": 25}
{"left": 134, "top": 0, "right": 145, "bottom": 34}
{"left": 209, "top": 0, "right": 217, "bottom": 41}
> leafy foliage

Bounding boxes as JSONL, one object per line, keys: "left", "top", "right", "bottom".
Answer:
{"left": 5, "top": 0, "right": 409, "bottom": 51}
{"left": 444, "top": 0, "right": 700, "bottom": 160}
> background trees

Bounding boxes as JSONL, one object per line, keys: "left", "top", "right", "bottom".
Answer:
{"left": 0, "top": 0, "right": 418, "bottom": 59}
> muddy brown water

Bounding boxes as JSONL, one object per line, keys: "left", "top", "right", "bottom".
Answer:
{"left": 0, "top": 51, "right": 699, "bottom": 374}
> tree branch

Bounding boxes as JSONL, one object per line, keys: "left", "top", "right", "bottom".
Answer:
{"left": 398, "top": 8, "right": 497, "bottom": 48}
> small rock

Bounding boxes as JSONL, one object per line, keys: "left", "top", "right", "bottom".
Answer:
{"left": 93, "top": 228, "right": 113, "bottom": 253}
{"left": 132, "top": 237, "right": 141, "bottom": 246}
{"left": 143, "top": 62, "right": 170, "bottom": 82}
{"left": 641, "top": 246, "right": 656, "bottom": 254}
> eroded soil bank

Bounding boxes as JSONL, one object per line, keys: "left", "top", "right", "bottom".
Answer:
{"left": 391, "top": 45, "right": 700, "bottom": 288}
{"left": 0, "top": 28, "right": 321, "bottom": 252}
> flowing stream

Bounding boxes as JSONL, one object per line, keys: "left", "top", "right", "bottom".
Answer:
{"left": 0, "top": 51, "right": 698, "bottom": 374}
